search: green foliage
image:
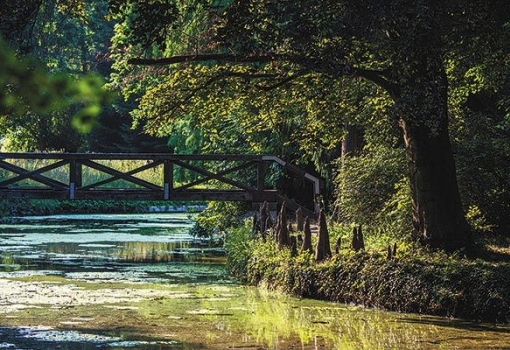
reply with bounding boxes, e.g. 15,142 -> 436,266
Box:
335,146 -> 412,238
0,0 -> 163,153
195,201 -> 249,235
0,199 -> 196,218
447,52 -> 510,235
465,205 -> 495,233
110,0 -> 510,249
0,35 -> 115,150
224,220 -> 255,278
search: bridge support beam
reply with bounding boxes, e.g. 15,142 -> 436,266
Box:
257,160 -> 265,193
163,160 -> 173,200
69,160 -> 82,200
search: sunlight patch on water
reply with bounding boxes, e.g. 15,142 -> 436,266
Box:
0,270 -> 63,278
0,279 -> 195,310
11,213 -> 192,221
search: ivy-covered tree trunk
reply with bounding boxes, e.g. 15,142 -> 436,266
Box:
399,68 -> 472,250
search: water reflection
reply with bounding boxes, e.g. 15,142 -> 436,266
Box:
0,214 -> 508,350
0,214 -> 225,285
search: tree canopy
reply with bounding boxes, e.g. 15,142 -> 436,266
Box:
107,0 -> 510,249
0,0 -> 509,250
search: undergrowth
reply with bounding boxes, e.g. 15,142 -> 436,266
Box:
225,222 -> 510,323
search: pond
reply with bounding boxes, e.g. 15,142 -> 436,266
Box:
0,213 -> 508,349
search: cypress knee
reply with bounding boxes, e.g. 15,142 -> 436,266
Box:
357,225 -> 365,251
334,236 -> 342,254
302,217 -> 313,253
315,210 -> 332,261
351,227 -> 360,251
264,217 -> 273,241
277,202 -> 289,247
274,218 -> 280,241
259,202 -> 268,236
252,214 -> 259,237
290,236 -> 298,257
296,207 -> 304,231
265,202 -> 271,220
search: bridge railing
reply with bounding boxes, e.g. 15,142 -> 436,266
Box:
0,153 -> 321,216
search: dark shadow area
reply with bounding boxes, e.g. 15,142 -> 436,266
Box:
0,325 -> 206,350
397,315 -> 510,334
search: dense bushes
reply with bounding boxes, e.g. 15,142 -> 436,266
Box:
455,121 -> 510,235
224,224 -> 254,277
227,225 -> 510,323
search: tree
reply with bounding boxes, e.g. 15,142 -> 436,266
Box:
0,0 -> 166,153
113,0 -> 510,250
0,0 -> 114,151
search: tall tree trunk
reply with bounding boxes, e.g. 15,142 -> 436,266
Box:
399,83 -> 472,250
341,124 -> 363,158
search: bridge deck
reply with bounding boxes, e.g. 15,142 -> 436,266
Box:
0,153 -> 320,218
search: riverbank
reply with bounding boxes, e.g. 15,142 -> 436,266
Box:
225,225 -> 510,324
0,199 -> 205,218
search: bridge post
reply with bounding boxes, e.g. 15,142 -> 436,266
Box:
163,160 -> 173,200
257,160 -> 265,192
69,160 -> 82,200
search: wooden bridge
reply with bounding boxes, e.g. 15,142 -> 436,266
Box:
0,153 -> 320,217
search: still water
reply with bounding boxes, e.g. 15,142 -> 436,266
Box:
0,214 -> 508,349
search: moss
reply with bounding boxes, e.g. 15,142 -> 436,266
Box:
227,227 -> 510,323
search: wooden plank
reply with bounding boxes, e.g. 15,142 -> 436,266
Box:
173,160 -> 255,191
0,160 -> 69,190
80,160 -> 163,190
174,161 -> 256,191
69,160 -> 77,199
80,159 -> 161,191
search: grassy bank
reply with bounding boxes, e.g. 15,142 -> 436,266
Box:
0,199 -> 205,218
225,224 -> 510,323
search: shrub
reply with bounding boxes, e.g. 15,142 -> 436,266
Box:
334,146 -> 412,238
224,222 -> 254,278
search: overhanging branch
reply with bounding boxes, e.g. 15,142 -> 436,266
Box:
353,68 -> 400,97
129,53 -> 399,95
128,54 -> 284,66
